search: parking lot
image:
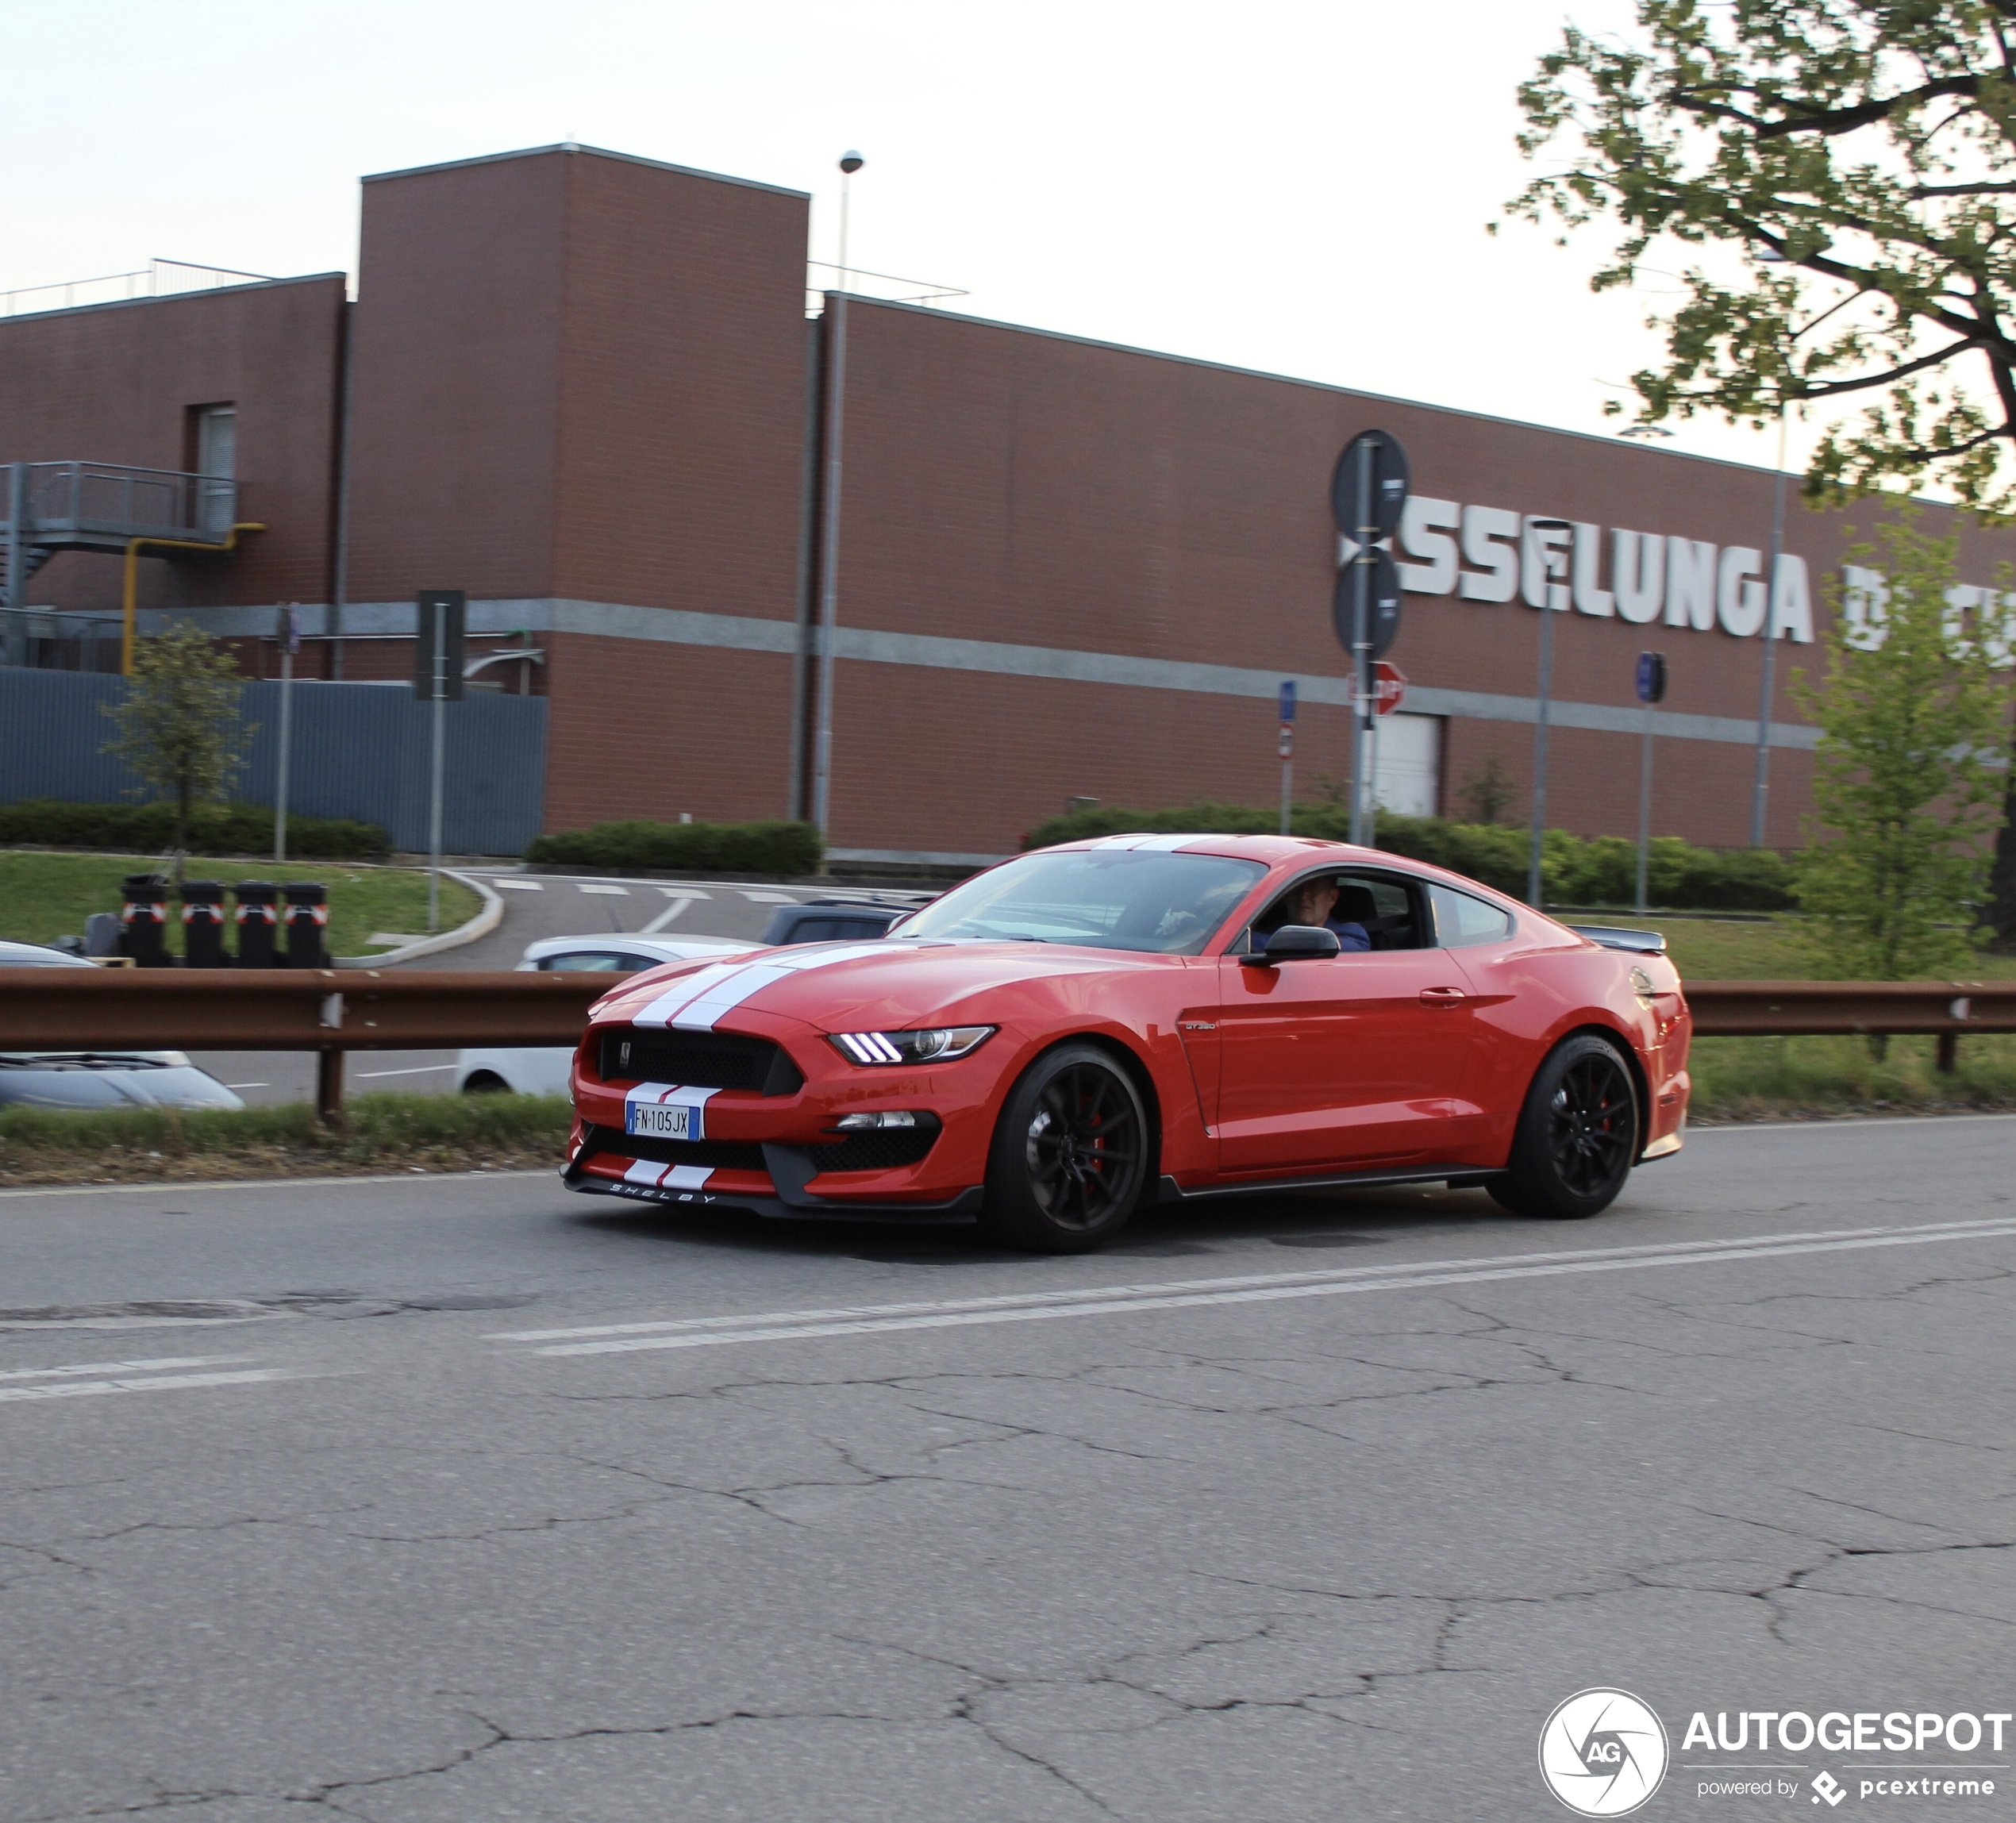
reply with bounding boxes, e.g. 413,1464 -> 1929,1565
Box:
3,1114 -> 2011,1820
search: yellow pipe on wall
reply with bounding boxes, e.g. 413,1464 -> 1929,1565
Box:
121,521 -> 266,676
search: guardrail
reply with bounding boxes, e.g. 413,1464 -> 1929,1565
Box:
2,971 -> 2011,1122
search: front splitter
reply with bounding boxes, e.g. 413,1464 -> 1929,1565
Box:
560,1158 -> 985,1225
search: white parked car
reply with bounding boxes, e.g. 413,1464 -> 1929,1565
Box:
455,933 -> 758,1097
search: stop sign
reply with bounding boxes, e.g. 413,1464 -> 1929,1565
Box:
1373,660 -> 1406,716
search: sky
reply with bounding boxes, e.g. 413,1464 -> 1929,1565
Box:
0,0 -> 1815,477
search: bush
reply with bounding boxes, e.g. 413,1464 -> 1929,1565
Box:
525,817 -> 822,876
1019,802 -> 1797,912
0,798 -> 391,860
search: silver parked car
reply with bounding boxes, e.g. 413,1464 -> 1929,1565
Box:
0,940 -> 246,1110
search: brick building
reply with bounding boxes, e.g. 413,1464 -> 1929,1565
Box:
3,140 -> 2005,863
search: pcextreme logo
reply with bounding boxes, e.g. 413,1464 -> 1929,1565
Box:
1539,1688 -> 1671,1816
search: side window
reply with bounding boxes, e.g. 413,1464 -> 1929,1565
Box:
1429,883 -> 1514,948
537,951 -> 648,972
783,917 -> 846,944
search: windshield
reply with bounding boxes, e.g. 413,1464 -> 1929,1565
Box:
896,850 -> 1265,954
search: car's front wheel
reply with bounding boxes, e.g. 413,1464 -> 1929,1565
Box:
1487,1033 -> 1639,1221
980,1043 -> 1150,1252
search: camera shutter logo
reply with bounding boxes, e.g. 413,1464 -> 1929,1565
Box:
1538,1688 -> 1669,1816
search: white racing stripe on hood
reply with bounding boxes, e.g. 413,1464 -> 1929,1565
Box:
629,960 -> 748,1029
643,943 -> 894,1033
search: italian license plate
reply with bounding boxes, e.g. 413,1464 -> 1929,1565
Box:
626,1102 -> 697,1141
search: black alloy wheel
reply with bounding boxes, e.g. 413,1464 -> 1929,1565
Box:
982,1043 -> 1150,1252
1487,1033 -> 1639,1221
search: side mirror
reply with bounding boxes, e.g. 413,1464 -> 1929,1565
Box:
1239,924 -> 1341,967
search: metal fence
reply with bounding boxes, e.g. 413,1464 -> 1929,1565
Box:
0,667 -> 548,855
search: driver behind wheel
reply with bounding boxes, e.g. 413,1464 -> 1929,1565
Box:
1257,878 -> 1371,953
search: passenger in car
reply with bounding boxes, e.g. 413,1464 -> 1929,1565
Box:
1257,878 -> 1371,952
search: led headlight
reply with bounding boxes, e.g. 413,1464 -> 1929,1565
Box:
829,1025 -> 996,1066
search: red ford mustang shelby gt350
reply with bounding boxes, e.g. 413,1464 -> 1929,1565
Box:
562,835 -> 1691,1252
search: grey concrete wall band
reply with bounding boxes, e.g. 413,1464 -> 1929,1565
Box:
142,595 -> 1823,752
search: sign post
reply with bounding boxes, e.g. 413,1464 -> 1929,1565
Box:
1277,679 -> 1296,837
1634,650 -> 1668,914
273,603 -> 301,863
1330,431 -> 1410,848
414,590 -> 466,933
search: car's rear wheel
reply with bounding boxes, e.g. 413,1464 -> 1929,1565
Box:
980,1043 -> 1149,1252
1487,1033 -> 1639,1221
462,1071 -> 509,1094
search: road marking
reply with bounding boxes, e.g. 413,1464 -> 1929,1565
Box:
224,1082 -> 270,1090
491,1215 -> 2016,1356
355,1063 -> 457,1079
739,890 -> 798,902
579,884 -> 629,896
657,887 -> 711,898
640,900 -> 691,933
489,879 -> 544,891
0,1360 -> 290,1403
0,1355 -> 257,1383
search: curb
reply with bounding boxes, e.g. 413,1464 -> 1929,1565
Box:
333,870 -> 502,968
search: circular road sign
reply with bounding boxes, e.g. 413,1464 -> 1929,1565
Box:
1372,660 -> 1406,716
1333,551 -> 1403,660
1330,429 -> 1411,541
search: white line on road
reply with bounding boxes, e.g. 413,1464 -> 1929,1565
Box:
493,1215 -> 2016,1356
579,884 -> 629,896
355,1063 -> 457,1079
0,1355 -> 257,1383
739,890 -> 797,902
0,1367 -> 290,1403
640,900 -> 691,933
488,879 -> 544,890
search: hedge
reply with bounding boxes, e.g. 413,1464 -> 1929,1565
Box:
0,799 -> 391,861
1020,802 -> 1797,912
525,817 -> 822,876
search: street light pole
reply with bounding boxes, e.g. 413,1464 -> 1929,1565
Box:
1348,442 -> 1375,848
811,152 -> 864,844
1750,408 -> 1790,847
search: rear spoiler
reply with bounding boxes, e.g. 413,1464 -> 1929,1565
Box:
1565,923 -> 1668,956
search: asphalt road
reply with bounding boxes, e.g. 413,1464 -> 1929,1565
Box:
193,871 -> 883,1106
3,1117 -> 2013,1821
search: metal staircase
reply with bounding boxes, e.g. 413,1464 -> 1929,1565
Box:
2,460 -> 244,666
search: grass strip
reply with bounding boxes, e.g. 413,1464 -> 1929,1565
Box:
0,1093 -> 571,1186
0,851 -> 481,959
1687,1033 -> 2016,1122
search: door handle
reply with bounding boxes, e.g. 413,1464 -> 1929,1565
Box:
1419,986 -> 1468,1006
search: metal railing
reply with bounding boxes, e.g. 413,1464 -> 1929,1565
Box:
806,260 -> 968,316
0,258 -> 276,318
2,971 -> 2011,1125
2,462 -> 239,544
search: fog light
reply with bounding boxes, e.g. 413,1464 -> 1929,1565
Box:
833,1110 -> 921,1131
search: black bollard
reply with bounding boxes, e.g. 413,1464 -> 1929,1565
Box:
233,881 -> 279,969
181,880 -> 228,968
283,882 -> 329,969
120,874 -> 170,967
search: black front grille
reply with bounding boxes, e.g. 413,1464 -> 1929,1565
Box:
581,1124 -> 768,1173
598,1029 -> 802,1095
808,1123 -> 940,1173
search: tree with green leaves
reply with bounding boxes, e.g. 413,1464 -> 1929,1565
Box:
1792,515 -> 2011,977
1509,1 -> 2016,510
1509,0 -> 2016,940
100,621 -> 256,888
